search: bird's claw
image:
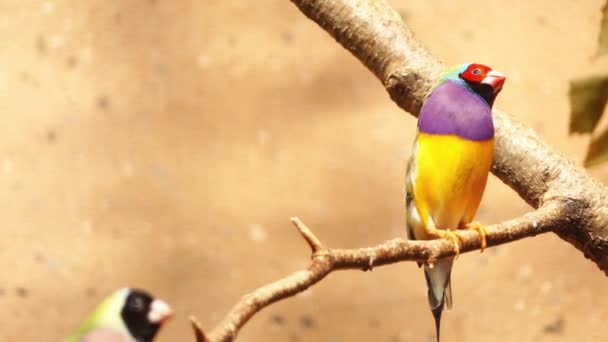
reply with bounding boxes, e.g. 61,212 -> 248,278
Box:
442,230 -> 463,258
426,228 -> 463,258
461,221 -> 488,252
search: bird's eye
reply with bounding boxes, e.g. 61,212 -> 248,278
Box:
130,297 -> 145,312
472,68 -> 481,75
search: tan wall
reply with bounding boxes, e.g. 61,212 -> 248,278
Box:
0,1 -> 606,341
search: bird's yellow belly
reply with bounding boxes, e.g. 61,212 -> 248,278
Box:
413,133 -> 494,235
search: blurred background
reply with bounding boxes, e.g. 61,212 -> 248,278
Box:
1,0 -> 606,341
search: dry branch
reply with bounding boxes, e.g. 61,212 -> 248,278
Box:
190,0 -> 608,340
192,201 -> 569,342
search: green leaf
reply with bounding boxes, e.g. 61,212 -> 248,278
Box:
585,128 -> 608,166
568,74 -> 608,134
598,1 -> 608,56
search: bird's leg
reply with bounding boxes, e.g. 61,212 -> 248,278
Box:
424,218 -> 463,257
459,221 -> 488,252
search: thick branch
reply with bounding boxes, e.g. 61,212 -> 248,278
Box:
191,0 -> 608,340
193,201 -> 569,341
290,0 -> 608,273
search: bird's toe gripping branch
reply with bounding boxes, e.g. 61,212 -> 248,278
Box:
425,227 -> 465,258
460,221 -> 489,251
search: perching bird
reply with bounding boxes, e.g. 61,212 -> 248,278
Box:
66,288 -> 173,342
405,63 -> 505,341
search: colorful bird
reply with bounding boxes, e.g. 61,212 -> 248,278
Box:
66,288 -> 173,342
405,63 -> 505,341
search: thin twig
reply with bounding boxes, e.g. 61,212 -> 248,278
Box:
190,316 -> 206,342
290,217 -> 324,252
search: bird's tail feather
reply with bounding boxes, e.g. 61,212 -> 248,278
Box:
423,257 -> 454,342
444,276 -> 453,310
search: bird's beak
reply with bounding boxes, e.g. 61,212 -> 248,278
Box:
148,299 -> 174,324
482,70 -> 506,94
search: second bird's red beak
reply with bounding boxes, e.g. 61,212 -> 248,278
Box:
482,70 -> 506,94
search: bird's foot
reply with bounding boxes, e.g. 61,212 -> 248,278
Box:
460,221 -> 488,252
426,228 -> 464,258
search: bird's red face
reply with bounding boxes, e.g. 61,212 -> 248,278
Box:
459,63 -> 506,95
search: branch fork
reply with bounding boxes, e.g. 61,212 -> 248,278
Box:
192,200 -> 568,341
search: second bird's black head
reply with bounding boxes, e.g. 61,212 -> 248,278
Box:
121,289 -> 171,342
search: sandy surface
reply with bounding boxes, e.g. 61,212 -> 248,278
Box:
1,1 -> 607,341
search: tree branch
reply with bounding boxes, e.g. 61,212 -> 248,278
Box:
190,0 -> 608,340
192,201 -> 569,341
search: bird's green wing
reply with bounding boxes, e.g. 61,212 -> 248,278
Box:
65,289 -> 129,341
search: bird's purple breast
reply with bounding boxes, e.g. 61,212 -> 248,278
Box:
418,80 -> 494,141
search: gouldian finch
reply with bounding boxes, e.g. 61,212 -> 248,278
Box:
405,63 -> 505,341
66,288 -> 173,342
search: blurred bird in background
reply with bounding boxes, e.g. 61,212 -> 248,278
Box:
66,288 -> 173,342
405,63 -> 506,341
